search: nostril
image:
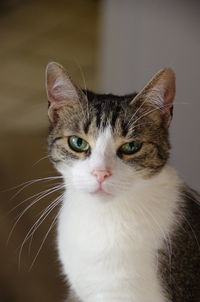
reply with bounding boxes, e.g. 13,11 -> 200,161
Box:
91,169 -> 112,183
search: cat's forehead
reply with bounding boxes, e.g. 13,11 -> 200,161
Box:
85,90 -> 136,114
59,96 -> 131,140
82,91 -> 138,136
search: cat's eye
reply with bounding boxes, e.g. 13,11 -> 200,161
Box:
68,136 -> 90,152
119,141 -> 142,155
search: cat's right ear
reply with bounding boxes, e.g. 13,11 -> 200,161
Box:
45,62 -> 80,122
130,68 -> 176,127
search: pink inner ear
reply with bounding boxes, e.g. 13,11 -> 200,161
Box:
48,102 -> 63,122
48,90 -> 60,103
48,84 -> 66,103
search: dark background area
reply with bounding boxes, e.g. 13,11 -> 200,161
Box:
0,0 -> 98,301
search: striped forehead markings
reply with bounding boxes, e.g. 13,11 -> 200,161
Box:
93,101 -> 123,130
83,119 -> 91,134
80,97 -> 142,137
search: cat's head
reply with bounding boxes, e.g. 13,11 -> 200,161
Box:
45,62 -> 175,198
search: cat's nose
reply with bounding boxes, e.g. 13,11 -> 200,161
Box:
91,169 -> 112,183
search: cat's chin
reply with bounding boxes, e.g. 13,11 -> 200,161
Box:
78,186 -> 115,201
90,187 -> 112,197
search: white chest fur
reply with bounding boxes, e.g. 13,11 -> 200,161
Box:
57,166 -> 181,302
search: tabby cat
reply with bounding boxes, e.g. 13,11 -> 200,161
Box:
45,62 -> 200,302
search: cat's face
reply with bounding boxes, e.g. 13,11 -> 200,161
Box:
46,63 -> 175,198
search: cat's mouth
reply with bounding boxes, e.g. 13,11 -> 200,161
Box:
91,185 -> 112,196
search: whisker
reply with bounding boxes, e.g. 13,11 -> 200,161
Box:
73,58 -> 87,92
128,101 -> 186,131
181,213 -> 200,250
181,191 -> 200,207
32,155 -> 50,167
127,99 -> 148,127
7,182 -> 64,216
7,184 -> 64,245
18,194 -> 63,269
131,106 -> 163,126
27,193 -> 64,255
73,58 -> 90,120
5,176 -> 63,200
128,121 -> 155,133
28,211 -> 60,271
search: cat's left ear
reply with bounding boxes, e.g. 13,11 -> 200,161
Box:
131,68 -> 176,127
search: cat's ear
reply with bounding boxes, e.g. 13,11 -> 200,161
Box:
46,62 -> 82,122
131,68 -> 176,127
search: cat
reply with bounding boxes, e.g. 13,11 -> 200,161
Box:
45,62 -> 200,302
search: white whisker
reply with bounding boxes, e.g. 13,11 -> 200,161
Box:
6,176 -> 63,201
7,183 -> 64,245
18,194 -> 63,269
32,155 -> 50,167
27,193 -> 64,254
28,211 -> 60,271
7,182 -> 64,216
127,99 -> 148,127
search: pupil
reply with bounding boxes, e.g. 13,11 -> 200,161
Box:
77,138 -> 82,147
129,143 -> 134,150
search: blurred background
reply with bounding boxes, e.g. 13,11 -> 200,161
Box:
0,0 -> 199,301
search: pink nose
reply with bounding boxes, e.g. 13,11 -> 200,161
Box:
91,169 -> 112,183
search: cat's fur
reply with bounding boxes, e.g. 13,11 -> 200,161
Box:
45,62 -> 200,302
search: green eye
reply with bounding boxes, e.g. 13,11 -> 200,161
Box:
119,141 -> 142,155
68,136 -> 90,152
